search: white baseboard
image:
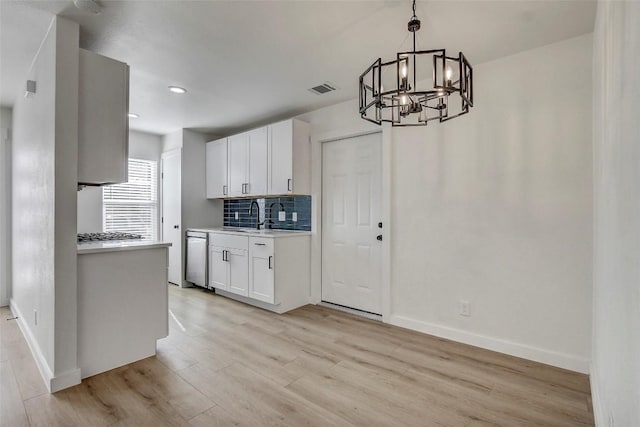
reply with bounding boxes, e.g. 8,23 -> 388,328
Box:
50,368 -> 82,393
9,299 -> 81,393
388,314 -> 590,374
589,362 -> 606,426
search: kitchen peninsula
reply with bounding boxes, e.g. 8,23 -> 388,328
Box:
77,238 -> 171,378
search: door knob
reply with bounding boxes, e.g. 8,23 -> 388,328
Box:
377,235 -> 383,241
174,225 -> 179,229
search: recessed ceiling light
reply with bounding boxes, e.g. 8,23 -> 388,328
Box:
128,113 -> 139,119
74,0 -> 102,15
168,86 -> 187,94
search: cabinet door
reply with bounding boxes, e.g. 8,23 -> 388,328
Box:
208,246 -> 227,290
78,49 -> 129,185
228,132 -> 249,197
206,138 -> 228,198
247,127 -> 268,196
227,248 -> 249,297
268,120 -> 293,195
249,239 -> 275,304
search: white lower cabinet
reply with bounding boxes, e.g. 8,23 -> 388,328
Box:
249,237 -> 275,304
208,245 -> 227,290
208,231 -> 310,314
208,234 -> 249,297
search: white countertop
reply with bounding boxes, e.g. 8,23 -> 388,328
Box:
77,240 -> 172,254
188,227 -> 311,237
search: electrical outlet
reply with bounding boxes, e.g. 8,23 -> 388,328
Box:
459,300 -> 471,317
292,212 -> 298,222
278,211 -> 286,221
234,211 -> 239,220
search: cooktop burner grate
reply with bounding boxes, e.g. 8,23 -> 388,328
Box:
77,232 -> 143,242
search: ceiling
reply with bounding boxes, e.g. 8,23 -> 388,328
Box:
0,0 -> 595,136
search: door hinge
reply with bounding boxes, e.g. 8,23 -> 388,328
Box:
161,217 -> 164,223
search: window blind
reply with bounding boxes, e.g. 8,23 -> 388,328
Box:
103,158 -> 158,240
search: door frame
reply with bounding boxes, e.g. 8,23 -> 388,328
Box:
161,148 -> 183,286
311,124 -> 392,321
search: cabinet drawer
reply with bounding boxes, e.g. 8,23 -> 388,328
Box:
249,237 -> 274,257
209,233 -> 248,250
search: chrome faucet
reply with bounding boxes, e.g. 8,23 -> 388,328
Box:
267,202 -> 285,229
248,201 -> 264,230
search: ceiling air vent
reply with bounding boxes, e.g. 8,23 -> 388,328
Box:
308,82 -> 336,95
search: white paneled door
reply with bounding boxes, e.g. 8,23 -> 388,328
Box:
322,133 -> 382,314
162,149 -> 182,286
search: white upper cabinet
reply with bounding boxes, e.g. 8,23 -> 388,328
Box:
247,127 -> 268,196
205,119 -> 310,199
268,119 -> 310,196
227,127 -> 268,197
228,132 -> 249,197
78,49 -> 130,186
205,138 -> 228,198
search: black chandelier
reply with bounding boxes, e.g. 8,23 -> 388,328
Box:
359,0 -> 474,126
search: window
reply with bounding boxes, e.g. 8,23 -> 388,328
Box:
103,158 -> 158,240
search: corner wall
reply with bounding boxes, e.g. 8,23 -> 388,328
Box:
0,107 -> 12,307
591,1 -> 640,425
300,33 -> 593,373
10,17 -> 81,391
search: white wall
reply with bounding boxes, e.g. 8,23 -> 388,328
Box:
77,130 -> 163,234
11,17 -> 81,391
0,107 -> 12,307
591,1 -> 640,425
76,187 -> 102,233
161,129 -> 223,287
300,34 -> 593,373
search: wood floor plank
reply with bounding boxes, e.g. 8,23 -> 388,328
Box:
179,362 -> 352,426
188,404 -> 250,427
10,355 -> 48,400
23,392 -> 84,427
0,360 -> 30,427
1,286 -> 594,426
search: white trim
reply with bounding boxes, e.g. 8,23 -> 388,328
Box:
389,314 -> 590,374
590,362 -> 605,426
310,128 -> 384,305
318,301 -> 382,321
9,299 -> 81,392
381,123 -> 392,321
50,368 -> 81,393
316,130 -> 389,317
9,299 -> 53,389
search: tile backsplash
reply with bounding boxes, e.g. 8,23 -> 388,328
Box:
224,196 -> 311,231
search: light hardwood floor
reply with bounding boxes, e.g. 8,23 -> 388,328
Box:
1,286 -> 594,426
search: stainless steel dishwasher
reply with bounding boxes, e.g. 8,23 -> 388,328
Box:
185,230 -> 208,288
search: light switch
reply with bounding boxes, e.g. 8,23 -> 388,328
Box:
292,212 -> 298,222
278,211 -> 286,221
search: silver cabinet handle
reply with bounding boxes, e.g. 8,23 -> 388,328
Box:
223,185 -> 228,196
254,242 -> 266,246
268,256 -> 273,269
287,178 -> 292,192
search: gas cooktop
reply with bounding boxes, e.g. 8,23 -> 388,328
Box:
77,232 -> 143,242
